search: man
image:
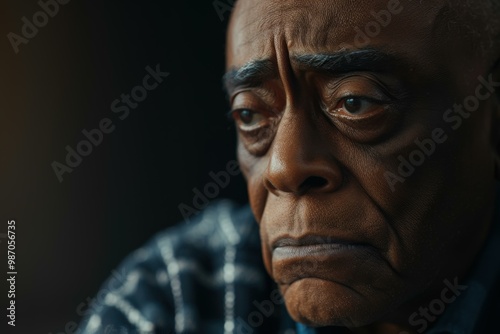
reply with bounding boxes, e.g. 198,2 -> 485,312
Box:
79,0 -> 500,333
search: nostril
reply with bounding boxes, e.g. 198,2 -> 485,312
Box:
301,176 -> 328,191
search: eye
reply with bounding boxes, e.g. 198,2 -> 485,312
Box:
335,96 -> 383,116
231,109 -> 267,130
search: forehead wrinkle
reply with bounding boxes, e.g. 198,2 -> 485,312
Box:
280,0 -> 358,51
230,1 -> 291,49
231,0 -> 352,53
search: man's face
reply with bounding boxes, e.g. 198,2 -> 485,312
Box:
226,0 -> 499,328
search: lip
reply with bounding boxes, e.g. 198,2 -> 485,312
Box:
272,235 -> 370,251
270,235 -> 380,285
273,243 -> 363,260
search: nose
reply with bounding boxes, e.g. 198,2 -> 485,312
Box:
264,109 -> 344,196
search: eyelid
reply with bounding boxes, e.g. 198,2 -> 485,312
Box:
231,90 -> 265,109
329,87 -> 390,105
325,74 -> 397,101
231,109 -> 269,133
228,89 -> 248,105
229,86 -> 277,105
327,98 -> 386,122
230,92 -> 281,121
228,105 -> 266,126
327,92 -> 393,120
334,95 -> 388,107
228,92 -> 273,129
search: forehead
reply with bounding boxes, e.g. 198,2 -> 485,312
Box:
227,0 -> 452,69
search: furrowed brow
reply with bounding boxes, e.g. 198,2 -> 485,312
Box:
293,49 -> 402,74
223,59 -> 276,94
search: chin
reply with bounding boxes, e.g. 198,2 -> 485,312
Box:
281,278 -> 392,328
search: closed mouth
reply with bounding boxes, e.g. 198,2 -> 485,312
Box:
272,235 -> 369,250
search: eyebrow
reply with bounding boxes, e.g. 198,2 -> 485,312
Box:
223,49 -> 405,94
223,59 -> 276,95
292,49 -> 401,74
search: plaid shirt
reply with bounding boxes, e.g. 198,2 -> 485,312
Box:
79,193 -> 500,334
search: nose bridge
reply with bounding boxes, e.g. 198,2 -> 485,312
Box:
272,107 -> 315,167
264,36 -> 343,195
265,105 -> 343,195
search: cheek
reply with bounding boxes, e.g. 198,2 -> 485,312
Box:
248,178 -> 268,223
236,140 -> 251,178
237,143 -> 270,222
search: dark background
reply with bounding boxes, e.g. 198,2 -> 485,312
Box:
0,1 -> 246,333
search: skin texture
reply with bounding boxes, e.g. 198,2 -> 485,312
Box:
225,0 -> 500,332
